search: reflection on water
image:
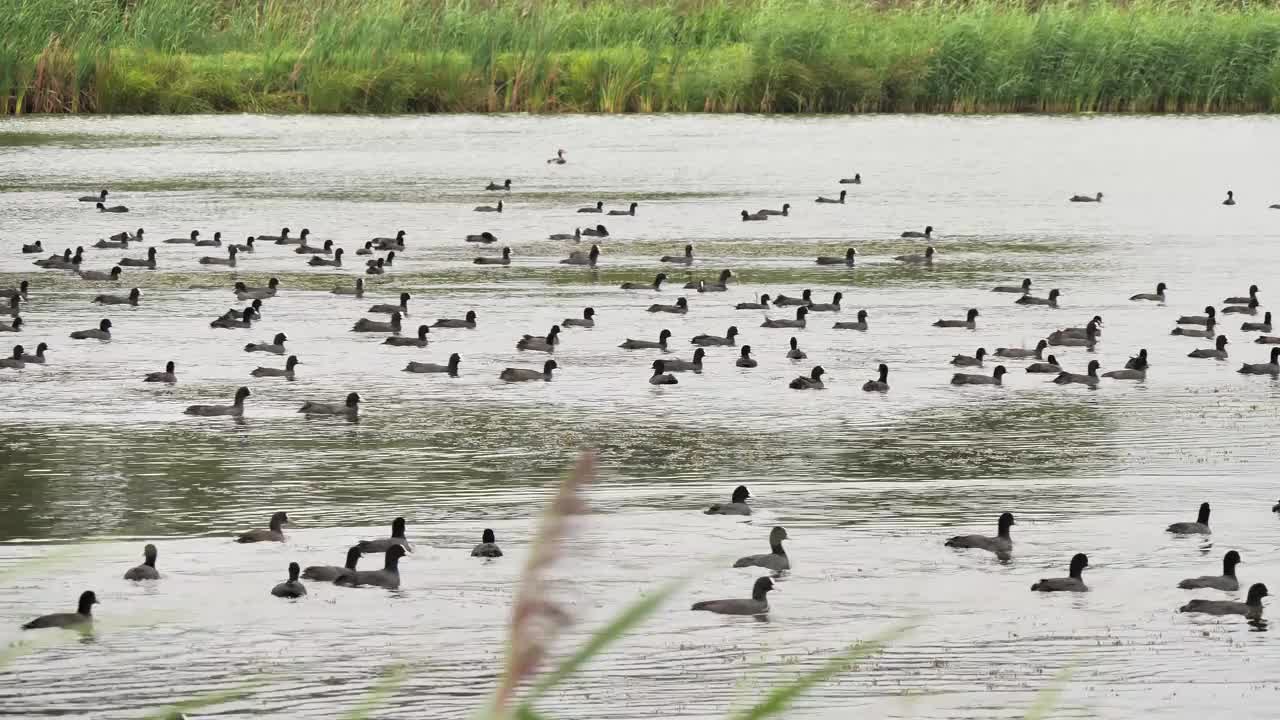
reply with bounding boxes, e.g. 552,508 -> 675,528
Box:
2,114 -> 1280,718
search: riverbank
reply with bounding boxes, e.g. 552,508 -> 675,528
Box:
4,0 -> 1279,115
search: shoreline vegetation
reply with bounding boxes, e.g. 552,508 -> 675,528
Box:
3,0 -> 1279,116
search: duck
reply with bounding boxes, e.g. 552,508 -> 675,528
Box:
740,210 -> 768,221
934,308 -> 979,329
1222,299 -> 1260,316
298,392 -> 361,418
560,244 -> 600,267
577,201 -> 603,213
807,292 -> 842,312
1053,359 -> 1101,386
1223,190 -> 1236,206
256,227 -> 291,243
1224,285 -> 1260,305
945,512 -> 1014,557
1015,289 -> 1061,307
1167,502 -> 1211,535
1242,312 -> 1273,332
358,517 -> 411,553
833,310 -> 870,331
194,231 -> 223,248
365,259 -> 386,275
995,340 -> 1048,359
649,359 -> 679,385
815,190 -> 847,204
269,563 -> 307,599
96,202 -> 128,213
331,278 -> 365,297
1,296 -> 20,316
1102,364 -> 1146,381
1124,349 -> 1149,370
369,293 -> 411,315
581,224 -> 609,237
608,202 -> 638,216
235,278 -> 279,300
517,326 -> 561,353
118,247 -> 157,269
371,230 -> 405,250
692,577 -> 774,616
369,251 -> 395,267
123,544 -> 160,581
692,269 -> 734,292
352,312 -> 402,333
1049,322 -> 1099,348
0,317 -> 23,332
1025,355 -> 1064,374
251,355 -> 301,379
92,235 -> 129,249
474,200 -> 503,213
563,308 -> 596,328
1179,583 -> 1267,619
1130,282 -> 1167,302
230,237 -> 255,253
1238,347 -> 1280,375
1179,551 -> 1242,591
692,326 -> 739,346
619,329 -> 672,350
79,189 -> 108,203
992,278 -> 1032,294
499,359 -> 558,382
385,325 -> 430,348
1257,335 -> 1280,344
218,301 -> 261,323
758,203 -> 790,216
20,342 -> 48,364
337,545 -> 407,589
20,240 -> 42,254
901,225 -> 933,239
772,289 -> 812,307
303,546 -> 363,582
433,311 -> 478,329
547,149 -> 567,165
164,230 -> 201,244
815,248 -> 856,266
762,306 -> 808,329
785,337 -> 806,360
549,229 -> 581,241
862,363 -> 890,392
951,348 -> 986,367
474,247 -> 512,265
735,294 -> 772,310
355,241 -> 375,255
466,231 -> 498,244
733,527 -> 789,572
236,511 -> 288,542
1177,306 -> 1216,326
1187,335 -> 1229,360
0,345 -> 24,370
706,485 -> 752,514
486,179 -> 512,191
648,297 -> 688,314
894,246 -> 935,264
471,529 -> 503,557
951,365 -> 1007,385
661,245 -> 694,264
788,365 -> 825,389
664,348 -> 706,373
185,386 -> 251,417
309,249 -> 344,267
405,353 -> 461,376
839,174 -> 861,184
736,346 -> 757,368
198,246 -> 238,266
22,590 -> 97,630
70,319 -> 112,340
77,266 -> 123,282
623,273 -> 667,291
1069,192 -> 1103,202
1031,554 -> 1089,592
1,280 -> 29,300
211,308 -> 256,329
245,333 -> 287,353
143,361 -> 177,384
1171,322 -> 1217,339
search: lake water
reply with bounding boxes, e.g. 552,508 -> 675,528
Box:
1,114 -> 1279,719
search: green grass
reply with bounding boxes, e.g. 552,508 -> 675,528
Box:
2,0 -> 1279,114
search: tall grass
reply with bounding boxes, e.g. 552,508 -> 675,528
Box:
2,0 -> 1279,114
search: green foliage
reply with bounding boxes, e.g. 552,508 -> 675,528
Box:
2,0 -> 1279,113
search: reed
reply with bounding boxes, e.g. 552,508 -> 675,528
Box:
2,0 -> 1278,113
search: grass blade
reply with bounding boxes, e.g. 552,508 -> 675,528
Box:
142,682 -> 264,720
342,663 -> 410,720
